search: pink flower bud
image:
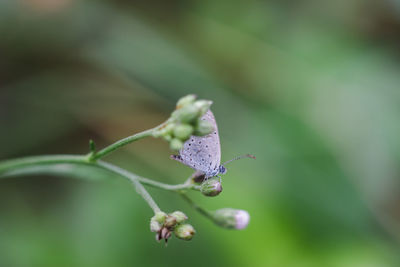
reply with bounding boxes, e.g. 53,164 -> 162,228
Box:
212,208 -> 250,230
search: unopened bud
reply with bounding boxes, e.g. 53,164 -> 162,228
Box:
156,227 -> 172,242
171,105 -> 200,123
164,215 -> 178,229
194,100 -> 213,115
200,178 -> 222,197
176,94 -> 197,109
212,208 -> 250,230
150,219 -> 162,232
174,224 -> 196,240
154,211 -> 167,224
150,211 -> 167,232
194,119 -> 214,136
173,124 -> 194,140
153,123 -> 175,138
163,134 -> 172,142
170,211 -> 188,224
170,138 -> 183,151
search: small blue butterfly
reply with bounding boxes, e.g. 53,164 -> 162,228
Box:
171,110 -> 255,178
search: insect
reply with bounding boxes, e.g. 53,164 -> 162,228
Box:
171,110 -> 255,179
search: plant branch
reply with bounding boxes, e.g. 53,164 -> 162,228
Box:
0,155 -> 197,213
97,161 -> 161,213
89,118 -> 172,161
0,155 -> 196,190
89,128 -> 155,161
136,175 -> 200,191
180,193 -> 213,220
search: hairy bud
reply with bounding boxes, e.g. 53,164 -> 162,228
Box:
200,178 -> 222,197
194,119 -> 214,136
174,224 -> 196,241
164,215 -> 177,229
194,100 -> 213,115
150,212 -> 167,233
170,138 -> 184,151
170,211 -> 188,224
176,94 -> 197,109
212,208 -> 250,230
173,124 -> 194,140
171,105 -> 200,123
153,211 -> 167,224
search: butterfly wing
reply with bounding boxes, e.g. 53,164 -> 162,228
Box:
171,110 -> 221,176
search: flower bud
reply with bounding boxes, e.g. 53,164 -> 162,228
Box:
212,208 -> 250,230
200,178 -> 222,197
163,134 -> 172,142
150,219 -> 161,232
156,227 -> 172,242
174,224 -> 196,240
194,100 -> 213,115
176,94 -> 197,109
194,119 -> 214,136
161,227 -> 171,239
164,215 -> 178,229
170,211 -> 188,224
153,123 -> 175,138
171,105 -> 200,123
170,138 -> 183,151
153,211 -> 167,224
150,211 -> 167,232
173,124 -> 194,140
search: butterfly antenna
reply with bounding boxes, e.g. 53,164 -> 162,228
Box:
222,154 -> 256,166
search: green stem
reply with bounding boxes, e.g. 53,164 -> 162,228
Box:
0,155 -> 196,213
89,118 -> 172,161
98,161 -> 161,213
0,155 -> 198,192
0,155 -> 87,172
136,176 -> 199,191
180,193 -> 213,220
90,128 -> 155,161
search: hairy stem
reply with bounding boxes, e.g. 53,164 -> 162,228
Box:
137,176 -> 199,191
89,118 -> 172,161
98,161 -> 161,213
89,128 -> 155,161
180,193 -> 213,220
0,155 -> 196,213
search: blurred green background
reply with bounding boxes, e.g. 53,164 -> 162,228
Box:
1,0 -> 400,266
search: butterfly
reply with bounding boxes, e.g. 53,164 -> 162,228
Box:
171,110 -> 255,179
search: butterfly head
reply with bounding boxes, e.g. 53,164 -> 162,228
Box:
206,166 -> 225,178
219,165 -> 227,175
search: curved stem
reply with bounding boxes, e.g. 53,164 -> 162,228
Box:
180,193 -> 213,220
136,176 -> 199,191
89,118 -> 172,161
98,161 -> 161,213
0,155 -> 88,173
90,128 -> 155,161
0,155 -> 196,191
0,155 -> 197,213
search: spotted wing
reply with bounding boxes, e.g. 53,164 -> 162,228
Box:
172,110 -> 221,176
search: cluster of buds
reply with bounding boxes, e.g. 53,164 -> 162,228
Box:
211,208 -> 250,230
153,95 -> 214,151
150,211 -> 196,242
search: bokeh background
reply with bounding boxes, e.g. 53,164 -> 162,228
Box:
1,0 -> 400,266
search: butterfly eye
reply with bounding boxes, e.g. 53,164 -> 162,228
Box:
219,165 -> 227,174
